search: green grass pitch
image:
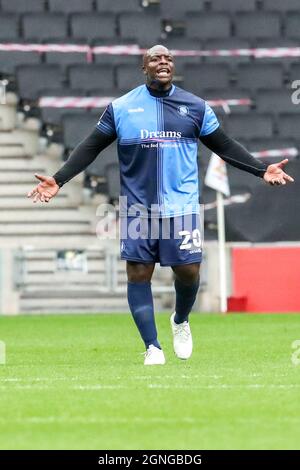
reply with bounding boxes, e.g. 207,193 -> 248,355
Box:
0,312 -> 300,450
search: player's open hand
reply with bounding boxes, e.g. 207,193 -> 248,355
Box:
27,173 -> 59,203
263,159 -> 294,186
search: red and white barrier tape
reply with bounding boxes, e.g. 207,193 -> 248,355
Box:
252,148 -> 298,158
2,43 -> 300,58
39,96 -> 251,109
39,96 -> 114,108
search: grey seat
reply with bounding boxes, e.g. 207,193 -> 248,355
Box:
210,0 -> 256,12
236,63 -> 284,90
1,0 -> 45,12
68,65 -> 115,93
48,0 -> 94,13
234,13 -> 281,39
263,0 -> 300,12
96,0 -> 140,13
186,13 -> 231,40
70,13 -> 116,41
278,114 -> 300,139
0,14 -> 19,40
85,142 -> 118,179
225,113 -> 274,140
256,89 -> 298,114
116,65 -> 145,92
285,14 -> 300,39
0,50 -> 41,75
62,113 -> 99,150
184,64 -> 231,95
45,49 -> 88,71
16,65 -> 64,101
160,0 -> 204,19
22,13 -> 67,41
119,13 -> 162,45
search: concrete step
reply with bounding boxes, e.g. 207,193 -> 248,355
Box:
0,172 -> 47,183
0,235 -> 101,249
0,222 -> 93,235
0,145 -> 27,157
0,158 -> 45,171
0,209 -> 89,222
0,197 -> 77,209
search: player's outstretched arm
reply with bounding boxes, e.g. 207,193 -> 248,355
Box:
27,174 -> 59,203
263,159 -> 294,186
27,127 -> 116,203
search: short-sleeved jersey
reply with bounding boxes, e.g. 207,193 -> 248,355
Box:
96,84 -> 219,217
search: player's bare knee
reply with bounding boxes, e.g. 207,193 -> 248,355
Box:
172,263 -> 200,285
126,261 -> 154,283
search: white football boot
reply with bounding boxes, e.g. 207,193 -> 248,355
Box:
144,345 -> 166,365
170,312 -> 193,360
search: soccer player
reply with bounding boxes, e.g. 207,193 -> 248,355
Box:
27,45 -> 294,365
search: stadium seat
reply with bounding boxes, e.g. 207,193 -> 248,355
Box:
0,50 -> 41,76
0,14 -> 19,40
203,39 -> 251,66
116,65 -> 146,92
44,49 -> 88,71
186,13 -> 231,39
22,13 -> 67,41
1,0 -> 46,12
70,13 -> 116,41
227,165 -> 261,195
62,113 -> 99,150
16,65 -> 64,101
234,13 -> 281,39
68,65 -> 115,93
236,63 -> 284,90
285,14 -> 300,39
184,64 -> 231,95
105,163 -> 120,202
210,0 -> 257,12
160,0 -> 204,19
85,142 -> 118,179
96,0 -> 140,13
263,0 -> 300,12
48,0 -> 94,13
278,114 -> 300,139
256,89 -> 298,115
225,113 -> 274,139
289,64 -> 300,84
119,13 -> 162,45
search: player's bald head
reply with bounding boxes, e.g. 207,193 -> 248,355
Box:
143,45 -> 173,66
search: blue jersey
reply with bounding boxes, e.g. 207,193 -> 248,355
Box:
96,84 -> 219,218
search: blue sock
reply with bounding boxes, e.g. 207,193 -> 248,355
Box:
127,281 -> 161,349
174,277 -> 200,324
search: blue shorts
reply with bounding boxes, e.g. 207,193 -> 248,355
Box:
120,214 -> 202,266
